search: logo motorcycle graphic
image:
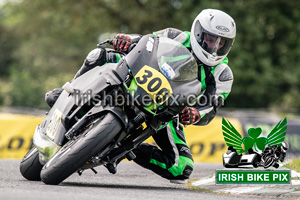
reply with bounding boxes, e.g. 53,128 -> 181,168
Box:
222,118 -> 288,169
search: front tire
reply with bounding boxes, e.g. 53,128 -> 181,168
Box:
20,147 -> 43,181
263,157 -> 275,169
41,112 -> 122,185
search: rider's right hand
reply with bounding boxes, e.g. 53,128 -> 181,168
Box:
179,107 -> 201,125
113,34 -> 141,53
113,34 -> 133,53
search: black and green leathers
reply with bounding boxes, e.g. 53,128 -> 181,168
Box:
133,119 -> 193,180
130,28 -> 233,181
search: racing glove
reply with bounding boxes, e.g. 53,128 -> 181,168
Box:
112,34 -> 141,53
179,107 -> 201,125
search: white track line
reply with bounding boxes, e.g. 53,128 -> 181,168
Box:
217,187 -> 263,194
192,177 -> 215,186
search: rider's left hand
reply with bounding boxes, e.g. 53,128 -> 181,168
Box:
179,107 -> 201,125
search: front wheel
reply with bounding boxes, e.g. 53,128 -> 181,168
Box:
20,147 -> 43,181
263,157 -> 275,169
41,112 -> 122,185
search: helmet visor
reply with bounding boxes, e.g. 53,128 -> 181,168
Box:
194,21 -> 234,57
199,32 -> 233,56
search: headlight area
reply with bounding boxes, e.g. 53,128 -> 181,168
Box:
33,125 -> 61,165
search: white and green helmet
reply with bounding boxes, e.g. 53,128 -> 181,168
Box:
190,9 -> 236,66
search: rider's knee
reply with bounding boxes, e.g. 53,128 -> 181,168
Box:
74,48 -> 107,78
45,88 -> 63,107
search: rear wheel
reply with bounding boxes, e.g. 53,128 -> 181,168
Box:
20,147 -> 43,181
41,112 -> 122,185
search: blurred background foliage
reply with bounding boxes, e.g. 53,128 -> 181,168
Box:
0,0 -> 299,111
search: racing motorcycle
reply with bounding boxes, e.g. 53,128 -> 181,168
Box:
20,34 -> 202,185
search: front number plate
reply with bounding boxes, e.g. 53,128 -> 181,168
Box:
46,109 -> 62,140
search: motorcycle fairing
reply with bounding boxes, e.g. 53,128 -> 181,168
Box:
125,34 -> 203,113
34,62 -> 128,161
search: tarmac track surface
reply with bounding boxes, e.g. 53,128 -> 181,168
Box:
0,160 -> 288,200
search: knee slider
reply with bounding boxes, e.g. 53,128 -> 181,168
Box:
75,48 -> 107,78
182,165 -> 193,178
45,88 -> 63,107
170,164 -> 193,179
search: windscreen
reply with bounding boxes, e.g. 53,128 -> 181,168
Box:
157,38 -> 198,81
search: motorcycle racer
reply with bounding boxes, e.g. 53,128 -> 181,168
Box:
45,9 -> 236,184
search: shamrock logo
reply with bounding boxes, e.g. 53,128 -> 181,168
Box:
222,118 -> 287,154
242,128 -> 267,152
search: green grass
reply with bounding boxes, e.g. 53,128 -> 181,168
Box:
283,158 -> 300,172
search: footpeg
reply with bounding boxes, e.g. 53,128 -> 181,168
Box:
91,168 -> 98,174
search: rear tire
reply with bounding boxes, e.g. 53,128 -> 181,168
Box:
20,147 -> 43,181
41,112 -> 122,185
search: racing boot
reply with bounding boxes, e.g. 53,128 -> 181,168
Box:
105,162 -> 118,174
105,151 -> 136,174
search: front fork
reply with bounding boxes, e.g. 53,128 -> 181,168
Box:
106,118 -> 160,162
79,114 -> 161,174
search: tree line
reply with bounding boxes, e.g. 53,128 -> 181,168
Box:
0,0 -> 299,111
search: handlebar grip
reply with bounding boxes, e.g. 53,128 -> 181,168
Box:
97,39 -> 113,48
97,39 -> 136,54
107,39 -> 113,45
